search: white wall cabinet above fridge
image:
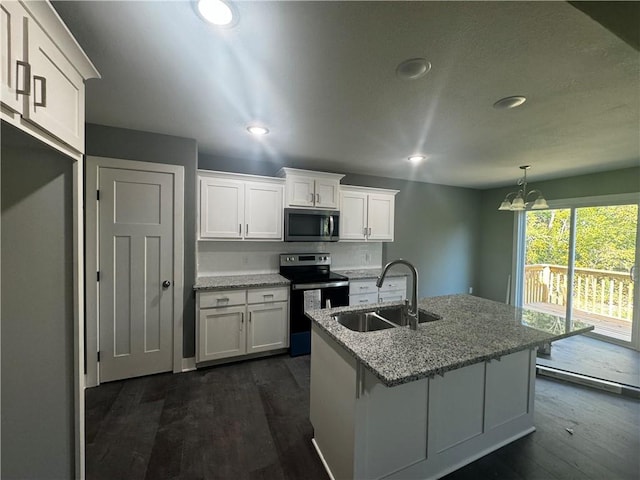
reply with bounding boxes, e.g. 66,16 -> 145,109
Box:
198,171 -> 285,241
277,167 -> 344,210
0,0 -> 100,160
340,185 -> 398,242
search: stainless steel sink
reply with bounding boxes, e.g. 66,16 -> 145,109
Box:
376,305 -> 441,326
334,311 -> 396,332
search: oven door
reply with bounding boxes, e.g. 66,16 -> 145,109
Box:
289,281 -> 349,356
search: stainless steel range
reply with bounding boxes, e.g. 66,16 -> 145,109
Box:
279,253 -> 349,356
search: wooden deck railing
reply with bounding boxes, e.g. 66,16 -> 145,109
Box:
524,264 -> 634,321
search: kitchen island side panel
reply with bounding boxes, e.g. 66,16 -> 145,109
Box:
311,324 -> 537,480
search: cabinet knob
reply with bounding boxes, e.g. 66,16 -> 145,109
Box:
162,280 -> 171,288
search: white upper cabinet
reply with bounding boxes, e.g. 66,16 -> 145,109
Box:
340,186 -> 398,242
198,171 -> 284,241
277,167 -> 344,210
0,0 -> 100,160
1,1 -> 26,114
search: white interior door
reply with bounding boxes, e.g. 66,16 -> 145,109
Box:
98,167 -> 175,382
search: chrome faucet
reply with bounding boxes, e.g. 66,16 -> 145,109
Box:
377,259 -> 419,330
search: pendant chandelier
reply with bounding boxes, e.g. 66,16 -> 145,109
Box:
498,165 -> 549,211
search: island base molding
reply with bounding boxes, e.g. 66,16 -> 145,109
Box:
310,325 -> 538,480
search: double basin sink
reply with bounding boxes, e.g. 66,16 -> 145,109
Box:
334,305 -> 441,332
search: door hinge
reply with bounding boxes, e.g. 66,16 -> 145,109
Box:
96,189 -> 100,200
97,271 -> 100,282
97,351 -> 100,362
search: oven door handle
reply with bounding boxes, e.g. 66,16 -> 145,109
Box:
329,215 -> 334,238
292,280 -> 349,290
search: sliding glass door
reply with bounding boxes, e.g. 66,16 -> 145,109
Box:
518,195 -> 639,350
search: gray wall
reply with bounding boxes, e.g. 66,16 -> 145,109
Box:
1,125 -> 74,478
86,124 -> 198,357
476,166 -> 640,302
199,153 -> 482,298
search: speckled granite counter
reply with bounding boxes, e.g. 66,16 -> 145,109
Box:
194,273 -> 290,291
306,294 -> 593,387
334,268 -> 406,280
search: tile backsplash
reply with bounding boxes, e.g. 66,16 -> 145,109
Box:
197,241 -> 382,277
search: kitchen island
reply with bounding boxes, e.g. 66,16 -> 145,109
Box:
306,294 -> 593,480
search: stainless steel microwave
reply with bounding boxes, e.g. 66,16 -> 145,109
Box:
284,208 -> 340,242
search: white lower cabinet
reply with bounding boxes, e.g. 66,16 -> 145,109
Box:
247,302 -> 288,353
348,276 -> 407,306
199,305 -> 247,361
197,287 -> 289,363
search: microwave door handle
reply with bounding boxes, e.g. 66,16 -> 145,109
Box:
329,215 -> 334,238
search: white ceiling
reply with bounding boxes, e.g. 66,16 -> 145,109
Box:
53,1 -> 639,189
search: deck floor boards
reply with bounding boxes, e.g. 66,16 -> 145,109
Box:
86,355 -> 640,480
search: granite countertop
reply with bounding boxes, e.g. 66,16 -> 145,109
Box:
306,294 -> 593,387
334,268 -> 407,280
194,273 -> 290,291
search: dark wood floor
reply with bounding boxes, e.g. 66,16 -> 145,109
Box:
537,334 -> 639,388
86,355 -> 640,480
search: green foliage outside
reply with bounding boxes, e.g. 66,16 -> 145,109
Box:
525,205 -> 637,272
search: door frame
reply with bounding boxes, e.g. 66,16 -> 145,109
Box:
85,156 -> 185,388
512,192 -> 640,350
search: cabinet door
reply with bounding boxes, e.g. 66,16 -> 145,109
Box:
340,190 -> 368,240
244,181 -> 283,240
0,1 -> 26,114
247,301 -> 288,353
315,178 -> 340,209
198,305 -> 247,362
24,17 -> 85,152
367,193 -> 395,241
200,177 -> 244,239
286,174 -> 316,207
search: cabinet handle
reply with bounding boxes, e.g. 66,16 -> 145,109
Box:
359,299 -> 369,303
34,75 -> 46,107
246,224 -> 249,235
16,61 -> 31,95
368,227 -> 372,236
240,312 -> 244,330
363,227 -> 367,237
310,193 -> 315,203
359,286 -> 369,290
239,224 -> 242,235
263,293 -> 274,299
316,193 -> 320,203
249,312 -> 252,322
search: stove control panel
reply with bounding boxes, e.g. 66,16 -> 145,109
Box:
279,253 -> 331,267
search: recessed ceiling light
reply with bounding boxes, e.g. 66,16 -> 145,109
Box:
247,125 -> 269,136
396,58 -> 431,80
408,154 -> 426,163
493,96 -> 527,110
196,0 -> 236,27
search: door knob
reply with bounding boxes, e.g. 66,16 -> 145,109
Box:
162,280 -> 171,288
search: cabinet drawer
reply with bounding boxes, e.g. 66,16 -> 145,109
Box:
349,292 -> 379,306
349,279 -> 378,295
247,287 -> 289,304
378,277 -> 407,293
199,289 -> 246,308
378,293 -> 405,303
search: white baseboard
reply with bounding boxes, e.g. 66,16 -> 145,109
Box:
181,357 -> 197,372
